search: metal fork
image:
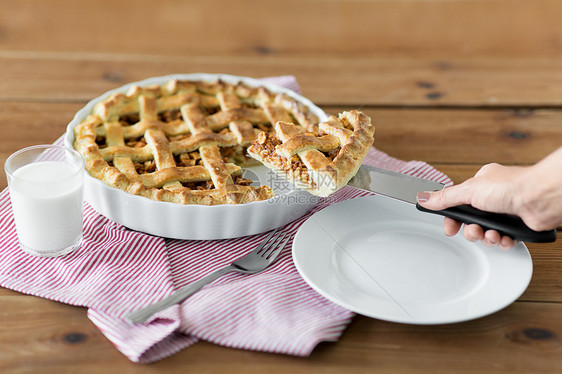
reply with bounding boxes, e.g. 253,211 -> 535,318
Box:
125,229 -> 290,324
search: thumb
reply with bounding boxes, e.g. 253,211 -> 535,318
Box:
416,184 -> 472,211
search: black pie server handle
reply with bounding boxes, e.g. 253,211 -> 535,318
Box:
416,203 -> 557,243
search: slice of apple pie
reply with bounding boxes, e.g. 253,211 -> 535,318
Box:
247,110 -> 375,197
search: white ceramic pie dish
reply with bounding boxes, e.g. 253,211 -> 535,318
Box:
64,73 -> 328,240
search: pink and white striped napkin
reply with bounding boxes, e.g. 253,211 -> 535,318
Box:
0,76 -> 452,363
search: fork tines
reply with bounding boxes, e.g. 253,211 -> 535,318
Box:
255,229 -> 290,260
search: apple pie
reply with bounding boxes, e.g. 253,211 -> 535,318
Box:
73,79 -> 374,205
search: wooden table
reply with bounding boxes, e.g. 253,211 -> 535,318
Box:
1,1 -> 561,372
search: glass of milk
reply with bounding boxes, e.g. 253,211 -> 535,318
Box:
4,145 -> 85,257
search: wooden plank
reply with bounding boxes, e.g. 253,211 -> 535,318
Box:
0,297 -> 126,372
321,305 -> 562,374
0,296 -> 561,372
430,164 -> 481,185
1,0 -> 562,57
350,107 -> 562,165
2,103 -> 560,189
0,101 -> 81,191
2,54 -> 562,107
525,241 -> 562,302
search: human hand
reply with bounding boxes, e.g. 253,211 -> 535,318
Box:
416,163 -> 525,249
416,147 -> 562,250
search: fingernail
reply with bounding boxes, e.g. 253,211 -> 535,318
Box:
416,191 -> 431,203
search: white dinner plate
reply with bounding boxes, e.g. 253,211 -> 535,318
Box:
292,195 -> 533,324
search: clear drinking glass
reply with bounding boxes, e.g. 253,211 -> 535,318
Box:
4,145 -> 85,257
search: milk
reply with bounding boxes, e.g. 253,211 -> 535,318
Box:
9,161 -> 84,256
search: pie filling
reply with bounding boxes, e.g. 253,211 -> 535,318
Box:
249,132 -> 341,189
97,112 -> 258,192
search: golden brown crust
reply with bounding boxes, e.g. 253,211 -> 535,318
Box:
73,79 -> 320,205
247,110 -> 375,197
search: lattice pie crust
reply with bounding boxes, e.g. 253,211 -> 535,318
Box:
73,79 -> 374,204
